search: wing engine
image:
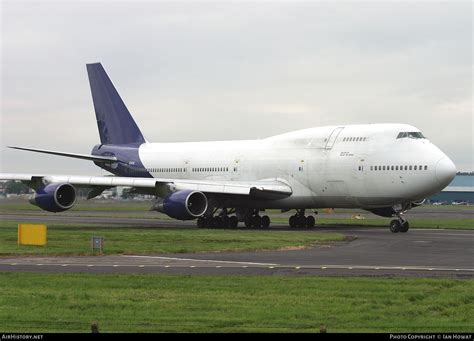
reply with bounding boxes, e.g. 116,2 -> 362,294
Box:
153,190 -> 208,220
30,183 -> 77,212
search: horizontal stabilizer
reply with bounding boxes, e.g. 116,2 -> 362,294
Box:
8,146 -> 117,163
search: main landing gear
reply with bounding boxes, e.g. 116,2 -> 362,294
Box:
289,209 -> 316,229
389,214 -> 409,233
197,208 -> 272,229
197,208 -> 239,229
244,210 -> 271,229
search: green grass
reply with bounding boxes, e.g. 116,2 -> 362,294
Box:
0,220 -> 345,256
0,273 -> 472,332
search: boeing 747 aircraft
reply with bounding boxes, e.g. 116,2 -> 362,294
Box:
1,63 -> 457,232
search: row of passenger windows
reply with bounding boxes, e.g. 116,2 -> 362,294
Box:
192,167 -> 231,172
370,165 -> 428,171
342,137 -> 368,142
147,167 -> 237,173
147,168 -> 186,173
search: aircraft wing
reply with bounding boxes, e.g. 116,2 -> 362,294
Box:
0,173 -> 292,200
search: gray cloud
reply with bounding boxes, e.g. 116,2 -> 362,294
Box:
1,1 -> 472,173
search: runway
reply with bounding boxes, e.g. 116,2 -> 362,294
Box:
1,220 -> 472,277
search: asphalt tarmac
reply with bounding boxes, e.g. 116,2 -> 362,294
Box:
0,213 -> 472,278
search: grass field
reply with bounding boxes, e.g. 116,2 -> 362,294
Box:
0,220 -> 345,256
0,273 -> 472,333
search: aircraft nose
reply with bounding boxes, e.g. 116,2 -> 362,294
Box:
435,157 -> 457,186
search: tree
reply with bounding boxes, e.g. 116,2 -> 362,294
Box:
5,180 -> 31,194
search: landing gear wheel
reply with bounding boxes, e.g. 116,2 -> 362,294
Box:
389,219 -> 401,233
212,216 -> 223,229
289,215 -> 297,228
305,216 -> 315,228
197,216 -> 205,228
228,216 -> 239,229
244,217 -> 252,228
261,215 -> 270,228
251,215 -> 262,229
221,215 -> 230,229
400,221 -> 409,233
297,216 -> 306,228
199,216 -> 213,228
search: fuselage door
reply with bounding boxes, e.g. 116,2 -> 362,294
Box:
325,127 -> 344,150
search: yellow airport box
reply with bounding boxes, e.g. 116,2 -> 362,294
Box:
18,224 -> 47,246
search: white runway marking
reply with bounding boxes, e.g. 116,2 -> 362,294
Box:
122,255 -> 278,266
412,231 -> 474,237
3,260 -> 473,274
311,265 -> 474,272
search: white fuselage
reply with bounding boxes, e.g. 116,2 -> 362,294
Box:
138,123 -> 456,209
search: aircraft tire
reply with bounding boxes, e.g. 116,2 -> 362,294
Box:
244,217 -> 252,228
306,216 -> 315,228
229,216 -> 239,229
389,219 -> 401,233
400,221 -> 409,233
261,215 -> 270,228
197,217 -> 205,228
251,215 -> 262,229
289,215 -> 297,228
212,216 -> 222,229
297,216 -> 306,228
221,216 -> 230,229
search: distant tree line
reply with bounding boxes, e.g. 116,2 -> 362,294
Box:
3,180 -> 31,194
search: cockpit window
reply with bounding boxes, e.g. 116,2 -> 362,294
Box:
397,131 -> 425,139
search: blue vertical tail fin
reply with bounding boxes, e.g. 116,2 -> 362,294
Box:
86,63 -> 146,145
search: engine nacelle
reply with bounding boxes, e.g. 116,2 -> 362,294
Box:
156,190 -> 208,220
31,183 -> 77,212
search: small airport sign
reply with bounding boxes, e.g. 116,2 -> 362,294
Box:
92,236 -> 105,253
18,224 -> 47,246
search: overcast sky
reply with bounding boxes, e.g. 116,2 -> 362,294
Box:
1,0 -> 472,174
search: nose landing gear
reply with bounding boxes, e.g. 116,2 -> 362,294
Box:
389,214 -> 409,233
